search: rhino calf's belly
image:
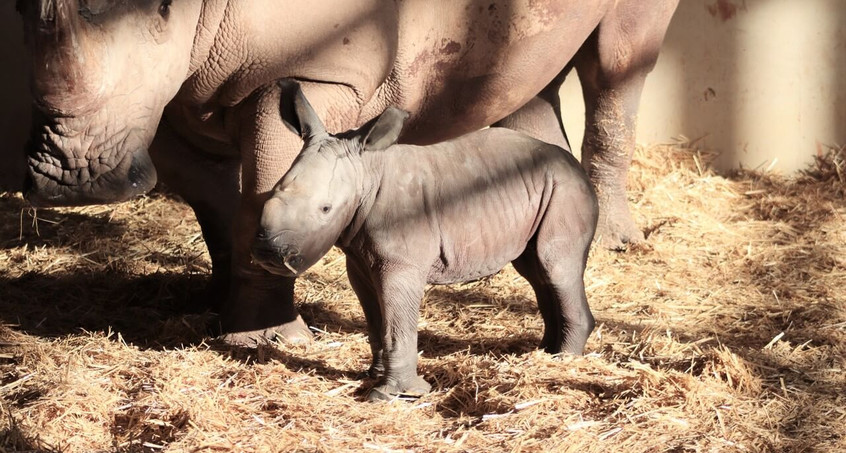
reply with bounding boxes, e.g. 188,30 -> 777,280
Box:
423,200 -> 548,285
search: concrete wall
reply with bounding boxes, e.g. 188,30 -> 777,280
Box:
562,0 -> 846,173
0,1 -> 29,191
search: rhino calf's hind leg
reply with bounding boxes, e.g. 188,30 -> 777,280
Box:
513,180 -> 597,355
540,280 -> 593,355
513,251 -> 594,355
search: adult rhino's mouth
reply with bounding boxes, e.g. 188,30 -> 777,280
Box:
23,130 -> 157,208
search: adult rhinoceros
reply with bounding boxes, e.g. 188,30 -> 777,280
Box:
16,0 -> 678,345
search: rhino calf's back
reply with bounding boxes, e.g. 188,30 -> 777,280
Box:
358,127 -> 597,286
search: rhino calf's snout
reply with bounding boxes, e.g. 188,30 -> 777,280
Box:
250,219 -> 310,278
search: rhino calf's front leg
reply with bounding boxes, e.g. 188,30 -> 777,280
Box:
367,270 -> 432,402
345,256 -> 385,378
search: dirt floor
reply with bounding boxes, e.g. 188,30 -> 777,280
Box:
0,143 -> 844,452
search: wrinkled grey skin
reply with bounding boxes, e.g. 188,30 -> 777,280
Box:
253,81 -> 598,400
15,0 -> 678,346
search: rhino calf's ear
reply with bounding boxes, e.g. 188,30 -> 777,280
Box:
362,107 -> 409,152
278,79 -> 327,141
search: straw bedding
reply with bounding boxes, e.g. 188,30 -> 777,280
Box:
0,142 -> 843,452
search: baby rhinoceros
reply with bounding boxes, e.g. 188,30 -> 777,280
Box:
252,80 -> 599,401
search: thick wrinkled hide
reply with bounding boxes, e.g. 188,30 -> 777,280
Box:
13,0 -> 678,343
254,82 -> 598,400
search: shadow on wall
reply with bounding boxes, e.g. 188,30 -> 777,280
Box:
661,0 -> 846,173
561,0 -> 846,174
0,3 -> 29,192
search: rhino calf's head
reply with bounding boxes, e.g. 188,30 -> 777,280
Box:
251,80 -> 408,277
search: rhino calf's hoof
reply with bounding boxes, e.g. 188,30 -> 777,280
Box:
367,375 -> 432,402
368,363 -> 385,379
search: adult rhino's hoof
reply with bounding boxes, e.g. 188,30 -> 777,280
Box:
219,315 -> 313,348
595,209 -> 644,251
366,375 -> 431,402
597,223 -> 644,251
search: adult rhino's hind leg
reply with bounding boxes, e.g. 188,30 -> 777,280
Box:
575,0 -> 678,249
491,71 -> 571,151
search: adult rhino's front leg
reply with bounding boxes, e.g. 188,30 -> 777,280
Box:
149,118 -> 240,314
223,82 -> 361,347
574,0 -> 678,249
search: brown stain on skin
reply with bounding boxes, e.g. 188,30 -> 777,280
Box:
707,0 -> 746,22
528,0 -> 565,27
408,40 -> 461,77
343,37 -> 350,45
407,49 -> 432,78
441,40 -> 461,56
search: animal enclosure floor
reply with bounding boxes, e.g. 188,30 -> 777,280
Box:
0,144 -> 844,452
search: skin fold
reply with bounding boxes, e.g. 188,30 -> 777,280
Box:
16,0 -> 678,345
253,81 -> 598,400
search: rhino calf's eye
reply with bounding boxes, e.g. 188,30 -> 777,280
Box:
159,0 -> 172,18
321,205 -> 332,214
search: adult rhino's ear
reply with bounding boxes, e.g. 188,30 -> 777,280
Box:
361,107 -> 409,152
278,79 -> 327,141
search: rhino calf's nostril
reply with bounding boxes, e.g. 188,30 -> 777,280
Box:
288,255 -> 304,268
255,228 -> 272,241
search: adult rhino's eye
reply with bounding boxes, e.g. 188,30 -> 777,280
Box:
159,0 -> 172,18
321,205 -> 332,214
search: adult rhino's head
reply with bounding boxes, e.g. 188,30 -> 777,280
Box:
17,0 -> 201,206
252,80 -> 407,277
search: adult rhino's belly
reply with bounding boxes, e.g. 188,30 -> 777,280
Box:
368,0 -> 609,145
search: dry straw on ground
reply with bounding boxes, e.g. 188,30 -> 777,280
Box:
0,142 -> 844,452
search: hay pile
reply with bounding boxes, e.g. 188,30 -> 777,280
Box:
0,142 -> 843,452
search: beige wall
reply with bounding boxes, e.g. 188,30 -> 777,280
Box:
562,0 -> 846,173
0,1 -> 29,191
